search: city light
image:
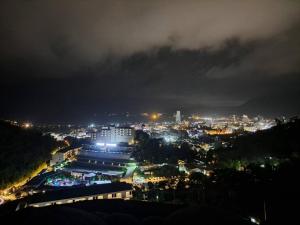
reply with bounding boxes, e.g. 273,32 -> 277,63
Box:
1,0 -> 298,220
163,136 -> 176,142
151,113 -> 158,120
106,143 -> 117,147
22,122 -> 33,129
149,113 -> 163,121
250,217 -> 260,224
96,143 -> 117,147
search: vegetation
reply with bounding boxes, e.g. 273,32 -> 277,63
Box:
212,118 -> 300,169
0,121 -> 61,190
133,130 -> 196,164
133,119 -> 300,223
151,165 -> 182,178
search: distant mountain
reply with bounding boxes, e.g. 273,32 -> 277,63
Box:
238,92 -> 300,117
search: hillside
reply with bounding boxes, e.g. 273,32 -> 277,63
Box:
0,121 -> 60,189
215,118 -> 300,167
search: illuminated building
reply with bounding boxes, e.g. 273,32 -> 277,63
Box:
242,114 -> 250,123
50,146 -> 81,166
23,183 -> 133,208
243,126 -> 257,132
176,110 -> 181,123
205,128 -> 232,135
90,126 -> 135,144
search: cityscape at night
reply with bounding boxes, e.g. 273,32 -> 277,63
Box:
0,1 -> 300,225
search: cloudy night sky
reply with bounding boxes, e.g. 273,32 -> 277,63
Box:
1,0 -> 300,123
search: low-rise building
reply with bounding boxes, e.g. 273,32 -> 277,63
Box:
24,182 -> 133,208
50,146 -> 81,166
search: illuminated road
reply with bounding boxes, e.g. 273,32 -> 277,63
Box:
0,162 -> 48,203
124,165 -> 137,178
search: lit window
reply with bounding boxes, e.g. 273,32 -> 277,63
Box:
116,193 -> 122,198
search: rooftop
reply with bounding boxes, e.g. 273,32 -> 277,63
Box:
59,145 -> 82,153
26,182 -> 132,204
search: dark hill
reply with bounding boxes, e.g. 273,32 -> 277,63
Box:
216,118 -> 300,164
0,121 -> 60,189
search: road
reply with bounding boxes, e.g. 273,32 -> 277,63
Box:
0,162 -> 48,204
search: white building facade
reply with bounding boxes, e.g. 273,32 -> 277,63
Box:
91,126 -> 135,144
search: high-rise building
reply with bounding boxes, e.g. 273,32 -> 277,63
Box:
90,125 -> 135,144
176,110 -> 181,123
242,114 -> 250,123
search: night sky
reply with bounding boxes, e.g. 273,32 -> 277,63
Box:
1,0 -> 300,123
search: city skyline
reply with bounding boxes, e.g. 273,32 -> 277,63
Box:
1,1 -> 300,223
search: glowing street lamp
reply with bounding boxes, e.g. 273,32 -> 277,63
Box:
22,122 -> 32,129
150,113 -> 160,121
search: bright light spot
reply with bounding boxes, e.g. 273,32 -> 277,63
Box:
96,143 -> 117,147
250,217 -> 260,224
107,143 -> 117,147
22,123 -> 32,128
164,136 -> 176,142
150,113 -> 161,121
64,140 -> 70,146
151,114 -> 158,120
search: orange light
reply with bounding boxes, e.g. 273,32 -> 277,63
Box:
150,113 -> 161,121
64,140 -> 70,146
22,122 -> 32,128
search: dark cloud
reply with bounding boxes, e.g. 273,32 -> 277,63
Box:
0,0 -> 300,122
1,0 -> 299,66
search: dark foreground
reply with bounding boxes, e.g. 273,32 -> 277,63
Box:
1,200 -> 254,225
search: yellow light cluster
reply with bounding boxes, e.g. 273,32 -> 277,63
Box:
0,162 -> 47,199
205,129 -> 232,135
150,113 -> 161,121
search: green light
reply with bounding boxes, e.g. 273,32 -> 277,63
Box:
128,163 -> 137,167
